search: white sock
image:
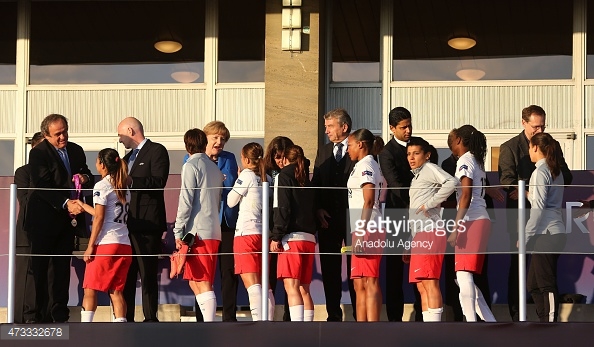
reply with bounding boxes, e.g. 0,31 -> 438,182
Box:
425,307 -> 443,322
268,289 -> 276,321
247,284 -> 262,321
421,311 -> 429,322
196,291 -> 217,322
304,309 -> 314,322
113,317 -> 127,323
457,271 -> 477,322
289,305 -> 304,321
474,284 -> 496,322
80,309 -> 95,323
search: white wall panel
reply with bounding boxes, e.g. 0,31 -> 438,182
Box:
0,91 -> 16,134
391,85 -> 573,131
215,88 -> 264,133
27,89 -> 206,134
584,85 -> 594,129
328,87 -> 382,132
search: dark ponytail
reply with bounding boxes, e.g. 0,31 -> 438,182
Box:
242,142 -> 267,182
284,145 -> 307,187
452,124 -> 487,169
530,133 -> 561,179
98,148 -> 129,204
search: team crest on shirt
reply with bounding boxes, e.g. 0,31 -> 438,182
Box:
362,170 -> 373,177
458,164 -> 468,171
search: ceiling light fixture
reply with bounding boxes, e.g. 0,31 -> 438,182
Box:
456,68 -> 485,81
171,71 -> 200,83
154,40 -> 182,53
448,37 -> 476,50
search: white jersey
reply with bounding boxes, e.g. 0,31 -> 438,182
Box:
347,155 -> 383,222
228,169 -> 270,236
455,151 -> 489,221
92,175 -> 131,245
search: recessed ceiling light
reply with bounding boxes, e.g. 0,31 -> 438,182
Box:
154,40 -> 182,53
448,37 -> 476,50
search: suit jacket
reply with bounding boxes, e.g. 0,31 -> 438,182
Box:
15,164 -> 32,247
25,139 -> 94,241
311,142 -> 355,229
498,131 -> 573,209
217,150 -> 239,230
125,139 -> 170,233
378,137 -> 419,209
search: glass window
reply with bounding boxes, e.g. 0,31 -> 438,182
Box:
30,1 -> 205,84
0,140 -> 15,175
0,1 -> 16,84
393,0 -> 572,81
217,0 -> 265,83
332,0 -> 381,82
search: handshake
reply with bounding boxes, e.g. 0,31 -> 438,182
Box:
66,199 -> 87,215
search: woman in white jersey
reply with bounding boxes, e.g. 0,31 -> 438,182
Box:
77,148 -> 131,323
447,125 -> 496,322
346,128 -> 384,322
526,133 -> 566,322
407,137 -> 458,322
227,142 -> 272,321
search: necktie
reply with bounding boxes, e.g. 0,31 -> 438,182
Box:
128,148 -> 139,173
335,143 -> 343,162
58,148 -> 72,177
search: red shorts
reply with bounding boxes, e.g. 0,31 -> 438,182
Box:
350,254 -> 382,278
83,243 -> 132,292
277,241 -> 315,284
455,219 -> 491,274
409,229 -> 446,283
184,239 -> 220,283
234,235 -> 262,274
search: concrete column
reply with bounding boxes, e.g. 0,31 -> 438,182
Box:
264,0 -> 325,164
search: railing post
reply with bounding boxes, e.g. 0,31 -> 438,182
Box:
261,181 -> 270,321
518,180 -> 527,322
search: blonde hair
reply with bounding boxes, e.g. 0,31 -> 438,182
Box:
203,121 -> 230,141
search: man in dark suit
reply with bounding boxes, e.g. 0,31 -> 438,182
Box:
14,132 -> 45,323
27,114 -> 94,323
498,104 -> 572,321
312,108 -> 357,321
118,117 -> 170,322
377,106 -> 423,321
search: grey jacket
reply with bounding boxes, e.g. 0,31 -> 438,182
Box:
408,162 -> 459,236
525,158 -> 565,243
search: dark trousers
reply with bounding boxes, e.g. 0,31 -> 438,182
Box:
318,226 -> 356,321
30,228 -> 73,323
527,233 -> 566,322
124,230 -> 161,322
14,245 -> 38,323
445,252 -> 491,321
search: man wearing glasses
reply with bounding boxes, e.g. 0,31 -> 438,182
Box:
498,104 -> 572,321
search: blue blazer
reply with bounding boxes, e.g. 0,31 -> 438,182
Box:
217,151 -> 239,229
183,150 -> 239,229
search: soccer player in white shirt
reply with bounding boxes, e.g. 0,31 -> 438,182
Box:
227,142 -> 272,321
447,125 -> 496,322
346,128 -> 384,322
77,148 -> 132,323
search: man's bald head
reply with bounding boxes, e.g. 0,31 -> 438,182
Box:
117,117 -> 145,149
